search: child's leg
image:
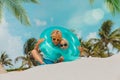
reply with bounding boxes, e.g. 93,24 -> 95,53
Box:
31,49 -> 44,64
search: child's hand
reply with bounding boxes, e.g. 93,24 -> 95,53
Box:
59,56 -> 64,62
38,38 -> 45,44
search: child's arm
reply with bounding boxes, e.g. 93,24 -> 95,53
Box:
31,49 -> 45,64
34,38 -> 44,52
31,38 -> 45,65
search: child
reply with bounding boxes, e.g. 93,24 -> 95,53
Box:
60,39 -> 69,50
31,30 -> 63,65
57,39 -> 69,62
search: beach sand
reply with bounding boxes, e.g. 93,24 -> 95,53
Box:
0,54 -> 120,80
0,65 -> 7,74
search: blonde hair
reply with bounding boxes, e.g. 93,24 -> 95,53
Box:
61,38 -> 68,44
51,30 -> 62,40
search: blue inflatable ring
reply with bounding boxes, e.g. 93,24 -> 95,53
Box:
39,26 -> 80,62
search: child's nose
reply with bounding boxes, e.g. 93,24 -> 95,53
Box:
55,40 -> 57,42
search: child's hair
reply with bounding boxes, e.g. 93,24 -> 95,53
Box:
51,30 -> 62,40
60,38 -> 69,48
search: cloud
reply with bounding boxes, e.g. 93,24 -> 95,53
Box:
86,32 -> 97,40
50,17 -> 54,22
67,15 -> 83,28
0,18 -> 24,66
67,8 -> 104,28
84,8 -> 104,25
67,13 -> 84,33
35,19 -> 47,26
67,13 -> 83,29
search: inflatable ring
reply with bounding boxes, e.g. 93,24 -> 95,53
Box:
39,26 -> 80,62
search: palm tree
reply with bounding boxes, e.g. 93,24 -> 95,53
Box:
24,38 -> 37,55
92,20 -> 120,56
24,38 -> 38,66
92,39 -> 109,57
0,52 -> 13,67
89,0 -> 120,15
80,38 -> 109,58
16,37 -> 38,68
80,38 -> 97,57
15,55 -> 33,68
0,0 -> 39,25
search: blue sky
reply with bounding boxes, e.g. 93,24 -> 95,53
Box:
0,0 -> 120,68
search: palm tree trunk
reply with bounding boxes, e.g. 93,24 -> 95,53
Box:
107,47 -> 110,57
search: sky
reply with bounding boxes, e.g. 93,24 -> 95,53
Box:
0,0 -> 120,68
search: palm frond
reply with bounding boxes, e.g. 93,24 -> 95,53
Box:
105,0 -> 120,15
109,28 -> 120,38
0,0 -> 39,25
0,52 -> 13,66
15,56 -> 26,63
109,34 -> 120,40
112,40 -> 120,50
19,0 -> 39,3
24,38 -> 37,55
3,59 -> 13,66
5,0 -> 30,25
1,52 -> 8,62
98,20 -> 113,41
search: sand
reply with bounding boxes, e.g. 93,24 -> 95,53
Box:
0,64 -> 7,74
0,54 -> 120,80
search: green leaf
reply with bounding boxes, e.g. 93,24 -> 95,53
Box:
89,0 -> 94,4
5,0 -> 30,25
105,0 -> 120,15
19,0 -> 39,4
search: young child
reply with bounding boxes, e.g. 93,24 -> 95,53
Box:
57,39 -> 69,62
59,38 -> 81,62
60,39 -> 69,50
31,30 -> 63,65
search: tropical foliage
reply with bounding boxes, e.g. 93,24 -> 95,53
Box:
93,20 -> 120,56
15,37 -> 38,69
15,55 -> 33,68
0,0 -> 39,25
24,38 -> 37,55
80,38 -> 94,57
23,37 -> 38,66
80,20 -> 120,57
89,0 -> 120,15
0,52 -> 13,67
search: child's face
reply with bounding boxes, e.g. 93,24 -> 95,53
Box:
60,40 -> 68,49
51,30 -> 62,45
52,36 -> 61,45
